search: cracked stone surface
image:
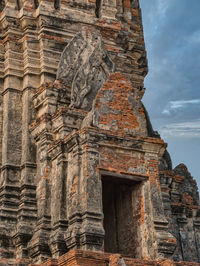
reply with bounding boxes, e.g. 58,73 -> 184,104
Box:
0,0 -> 199,265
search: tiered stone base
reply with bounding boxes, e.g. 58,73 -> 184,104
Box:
28,250 -> 199,266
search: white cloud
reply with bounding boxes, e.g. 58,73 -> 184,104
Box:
159,120 -> 200,138
162,109 -> 170,115
189,30 -> 200,44
170,99 -> 200,109
162,99 -> 200,115
158,0 -> 169,16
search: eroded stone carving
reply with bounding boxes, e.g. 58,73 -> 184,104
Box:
57,28 -> 115,111
0,0 -> 200,264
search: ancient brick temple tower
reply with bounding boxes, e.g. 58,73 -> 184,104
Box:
0,0 -> 199,265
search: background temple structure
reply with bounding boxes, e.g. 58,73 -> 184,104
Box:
0,0 -> 199,265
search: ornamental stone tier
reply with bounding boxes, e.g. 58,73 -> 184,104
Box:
0,1 -> 199,265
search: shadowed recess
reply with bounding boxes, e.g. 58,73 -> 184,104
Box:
16,0 -> 20,10
54,0 -> 60,9
34,0 -> 39,8
95,0 -> 102,18
0,1 -> 5,12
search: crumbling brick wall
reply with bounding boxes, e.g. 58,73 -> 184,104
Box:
0,1 -> 199,265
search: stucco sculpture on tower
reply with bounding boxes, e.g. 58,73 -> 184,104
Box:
0,0 -> 199,265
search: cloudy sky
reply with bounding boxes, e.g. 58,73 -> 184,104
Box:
139,0 -> 200,187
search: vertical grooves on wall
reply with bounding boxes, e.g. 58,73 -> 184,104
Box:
54,0 -> 60,9
34,0 -> 39,9
114,184 -> 119,253
16,0 -> 20,10
0,1 -> 5,12
122,0 -> 124,13
95,0 -> 101,18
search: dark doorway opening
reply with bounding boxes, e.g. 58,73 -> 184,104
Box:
102,176 -> 137,256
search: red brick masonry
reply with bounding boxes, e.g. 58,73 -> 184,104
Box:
29,250 -> 199,266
